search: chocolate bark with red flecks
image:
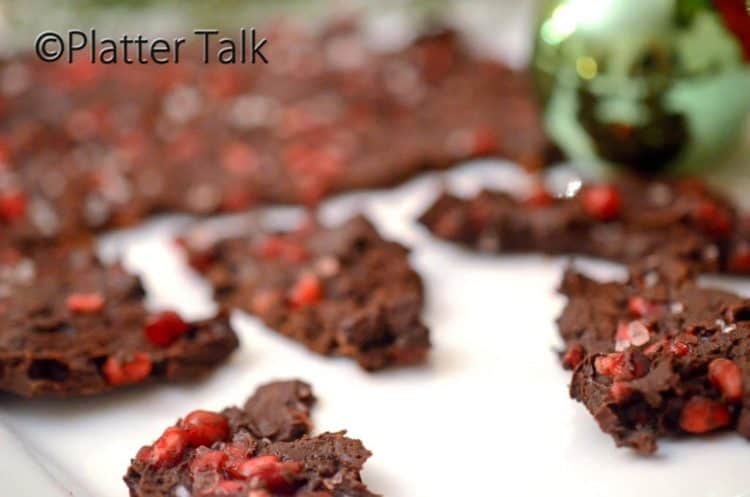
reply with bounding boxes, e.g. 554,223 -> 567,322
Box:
180,215 -> 429,371
559,260 -> 750,453
0,24 -> 551,244
124,380 -> 379,497
419,174 -> 750,275
0,242 -> 238,397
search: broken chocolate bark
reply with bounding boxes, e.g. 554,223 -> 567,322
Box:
0,242 -> 238,397
0,24 -> 550,243
180,215 -> 429,370
124,380 -> 379,497
560,259 -> 750,453
419,175 -> 750,275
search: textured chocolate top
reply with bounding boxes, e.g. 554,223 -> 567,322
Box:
420,176 -> 750,275
181,215 -> 429,370
560,259 -> 750,453
125,380 -> 379,497
0,24 -> 549,243
0,243 -> 238,397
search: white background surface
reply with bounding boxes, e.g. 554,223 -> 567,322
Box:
3,1 -> 750,494
2,162 -> 750,497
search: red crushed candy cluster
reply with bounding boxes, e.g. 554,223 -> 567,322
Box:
144,310 -> 190,347
594,351 -> 648,382
103,353 -> 152,386
255,236 -> 309,264
679,397 -> 731,434
182,411 -> 231,447
66,292 -> 106,314
708,358 -> 744,403
0,190 -> 27,223
609,382 -> 634,404
251,290 -> 283,316
288,274 -> 323,309
694,200 -> 733,238
137,410 -> 230,468
594,352 -> 632,380
562,343 -> 584,369
524,182 -> 554,208
138,411 -> 304,493
728,242 -> 750,273
581,184 -> 622,221
466,125 -> 499,157
626,297 -> 663,319
669,340 -> 691,357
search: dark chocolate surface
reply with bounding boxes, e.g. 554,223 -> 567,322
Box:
560,259 -> 750,453
125,380 -> 379,497
0,24 -> 549,244
0,242 -> 238,397
181,215 -> 429,370
420,175 -> 750,275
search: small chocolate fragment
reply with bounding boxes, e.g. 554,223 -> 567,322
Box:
124,380 -> 380,497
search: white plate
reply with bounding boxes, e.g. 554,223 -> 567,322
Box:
2,162 -> 750,497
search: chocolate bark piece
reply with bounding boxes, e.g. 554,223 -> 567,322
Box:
561,263 -> 750,453
124,380 -> 379,497
419,176 -> 750,275
181,215 -> 429,370
0,242 -> 238,397
557,257 -> 737,364
0,24 -> 550,243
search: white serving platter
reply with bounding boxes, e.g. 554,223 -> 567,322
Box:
2,161 -> 750,497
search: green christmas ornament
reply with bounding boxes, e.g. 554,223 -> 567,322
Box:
532,0 -> 750,175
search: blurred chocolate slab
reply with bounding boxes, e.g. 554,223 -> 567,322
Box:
0,23 -> 550,242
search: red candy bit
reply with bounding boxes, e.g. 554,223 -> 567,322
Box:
708,358 -> 744,403
728,243 -> 750,273
221,142 -> 258,175
467,125 -> 499,157
448,125 -> 499,158
524,182 -> 554,208
562,344 -> 584,370
627,297 -> 662,318
138,427 -> 189,468
255,236 -> 309,263
0,190 -> 27,222
189,449 -> 228,475
221,189 -> 256,212
670,340 -> 690,357
582,184 -> 622,221
66,292 -> 105,314
288,274 -> 323,309
144,310 -> 190,347
251,290 -> 282,316
228,455 -> 302,490
0,137 -> 11,164
223,441 -> 253,476
594,352 -> 634,381
283,143 -> 344,179
180,410 -> 230,447
102,353 -> 152,386
610,382 -> 634,404
695,200 -> 733,239
679,397 -> 731,434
